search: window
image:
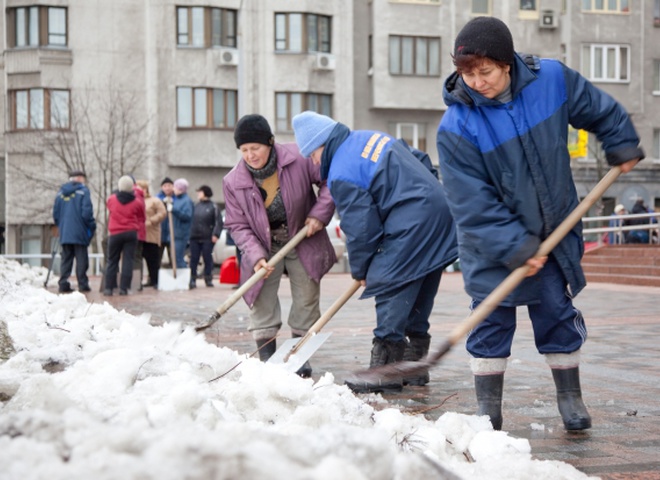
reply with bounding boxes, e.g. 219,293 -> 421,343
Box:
9,88 -> 70,130
653,129 -> 660,161
471,0 -> 491,14
389,0 -> 440,3
394,123 -> 427,152
582,0 -> 629,13
389,36 -> 440,76
519,0 -> 539,18
176,87 -> 237,129
581,44 -> 630,83
653,60 -> 660,94
274,13 -> 331,53
176,6 -> 237,48
275,92 -> 332,132
20,225 -> 44,268
6,6 -> 68,48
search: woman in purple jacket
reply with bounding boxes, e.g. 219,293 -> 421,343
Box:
222,114 -> 337,377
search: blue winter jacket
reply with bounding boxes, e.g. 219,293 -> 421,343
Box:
171,193 -> 194,242
53,181 -> 96,246
437,53 -> 644,305
326,129 -> 458,299
156,191 -> 170,244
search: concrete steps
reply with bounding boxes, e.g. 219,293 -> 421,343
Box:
582,245 -> 660,287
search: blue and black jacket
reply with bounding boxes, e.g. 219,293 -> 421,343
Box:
437,53 -> 644,304
323,127 -> 458,298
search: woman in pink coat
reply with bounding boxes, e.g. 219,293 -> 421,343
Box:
223,114 -> 336,377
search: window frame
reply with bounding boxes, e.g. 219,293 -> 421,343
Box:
389,35 -> 441,77
6,5 -> 68,48
9,88 -> 71,131
581,0 -> 630,13
653,59 -> 660,94
176,86 -> 238,130
176,6 -> 238,48
581,43 -> 630,83
275,92 -> 333,132
519,0 -> 540,19
274,12 -> 332,53
471,0 -> 492,15
394,122 -> 427,151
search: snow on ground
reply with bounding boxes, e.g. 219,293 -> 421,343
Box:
0,258 -> 596,479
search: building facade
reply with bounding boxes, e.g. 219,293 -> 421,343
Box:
1,0 -> 659,258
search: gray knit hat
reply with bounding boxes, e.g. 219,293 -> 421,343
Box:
118,175 -> 134,193
454,17 -> 515,65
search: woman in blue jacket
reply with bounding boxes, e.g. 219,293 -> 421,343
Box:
293,111 -> 458,394
437,17 -> 643,431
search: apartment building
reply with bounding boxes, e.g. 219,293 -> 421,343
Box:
1,0 -> 659,259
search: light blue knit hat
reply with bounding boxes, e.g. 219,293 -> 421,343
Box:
292,111 -> 338,157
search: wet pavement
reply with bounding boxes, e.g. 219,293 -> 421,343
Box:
75,271 -> 660,479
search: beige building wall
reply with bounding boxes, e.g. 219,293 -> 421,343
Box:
1,0 -> 659,256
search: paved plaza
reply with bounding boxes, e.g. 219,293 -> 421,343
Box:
80,270 -> 660,479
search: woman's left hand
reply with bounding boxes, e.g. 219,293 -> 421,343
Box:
304,217 -> 324,237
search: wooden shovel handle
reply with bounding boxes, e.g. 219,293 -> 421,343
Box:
212,227 -> 309,317
447,165 -> 622,346
168,209 -> 177,277
287,280 -> 362,357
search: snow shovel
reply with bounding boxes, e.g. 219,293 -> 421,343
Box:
345,165 -> 623,386
158,209 -> 191,291
268,280 -> 362,373
44,232 -> 60,288
195,227 -> 309,331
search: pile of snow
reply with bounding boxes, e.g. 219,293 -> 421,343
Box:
0,257 -> 595,479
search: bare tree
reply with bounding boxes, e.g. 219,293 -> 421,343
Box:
10,84 -> 152,252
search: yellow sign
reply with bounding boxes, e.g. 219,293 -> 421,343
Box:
568,127 -> 588,159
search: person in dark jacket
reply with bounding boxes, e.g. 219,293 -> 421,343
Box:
104,175 -> 146,296
625,199 -> 651,244
164,178 -> 194,269
52,170 -> 96,293
156,177 -> 174,267
436,17 -> 643,432
292,111 -> 458,393
188,185 -> 223,289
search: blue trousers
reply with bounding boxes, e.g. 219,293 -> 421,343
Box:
189,239 -> 214,277
373,267 -> 443,342
466,258 -> 586,358
59,243 -> 90,290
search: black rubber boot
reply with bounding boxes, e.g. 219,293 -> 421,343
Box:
255,338 -> 277,362
474,374 -> 504,430
345,338 -> 406,394
402,333 -> 431,386
551,367 -> 592,431
204,275 -> 214,287
292,333 -> 313,378
189,278 -> 196,290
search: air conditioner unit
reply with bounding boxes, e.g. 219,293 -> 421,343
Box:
315,53 -> 336,71
539,10 -> 558,29
219,48 -> 239,66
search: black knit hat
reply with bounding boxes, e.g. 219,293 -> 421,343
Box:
234,114 -> 274,148
196,185 -> 213,198
454,17 -> 515,65
161,177 -> 173,186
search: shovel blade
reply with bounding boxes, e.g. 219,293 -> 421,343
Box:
267,332 -> 332,373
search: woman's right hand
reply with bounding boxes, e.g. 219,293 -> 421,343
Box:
255,258 -> 275,278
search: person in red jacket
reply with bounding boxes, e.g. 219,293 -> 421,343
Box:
104,175 -> 146,296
